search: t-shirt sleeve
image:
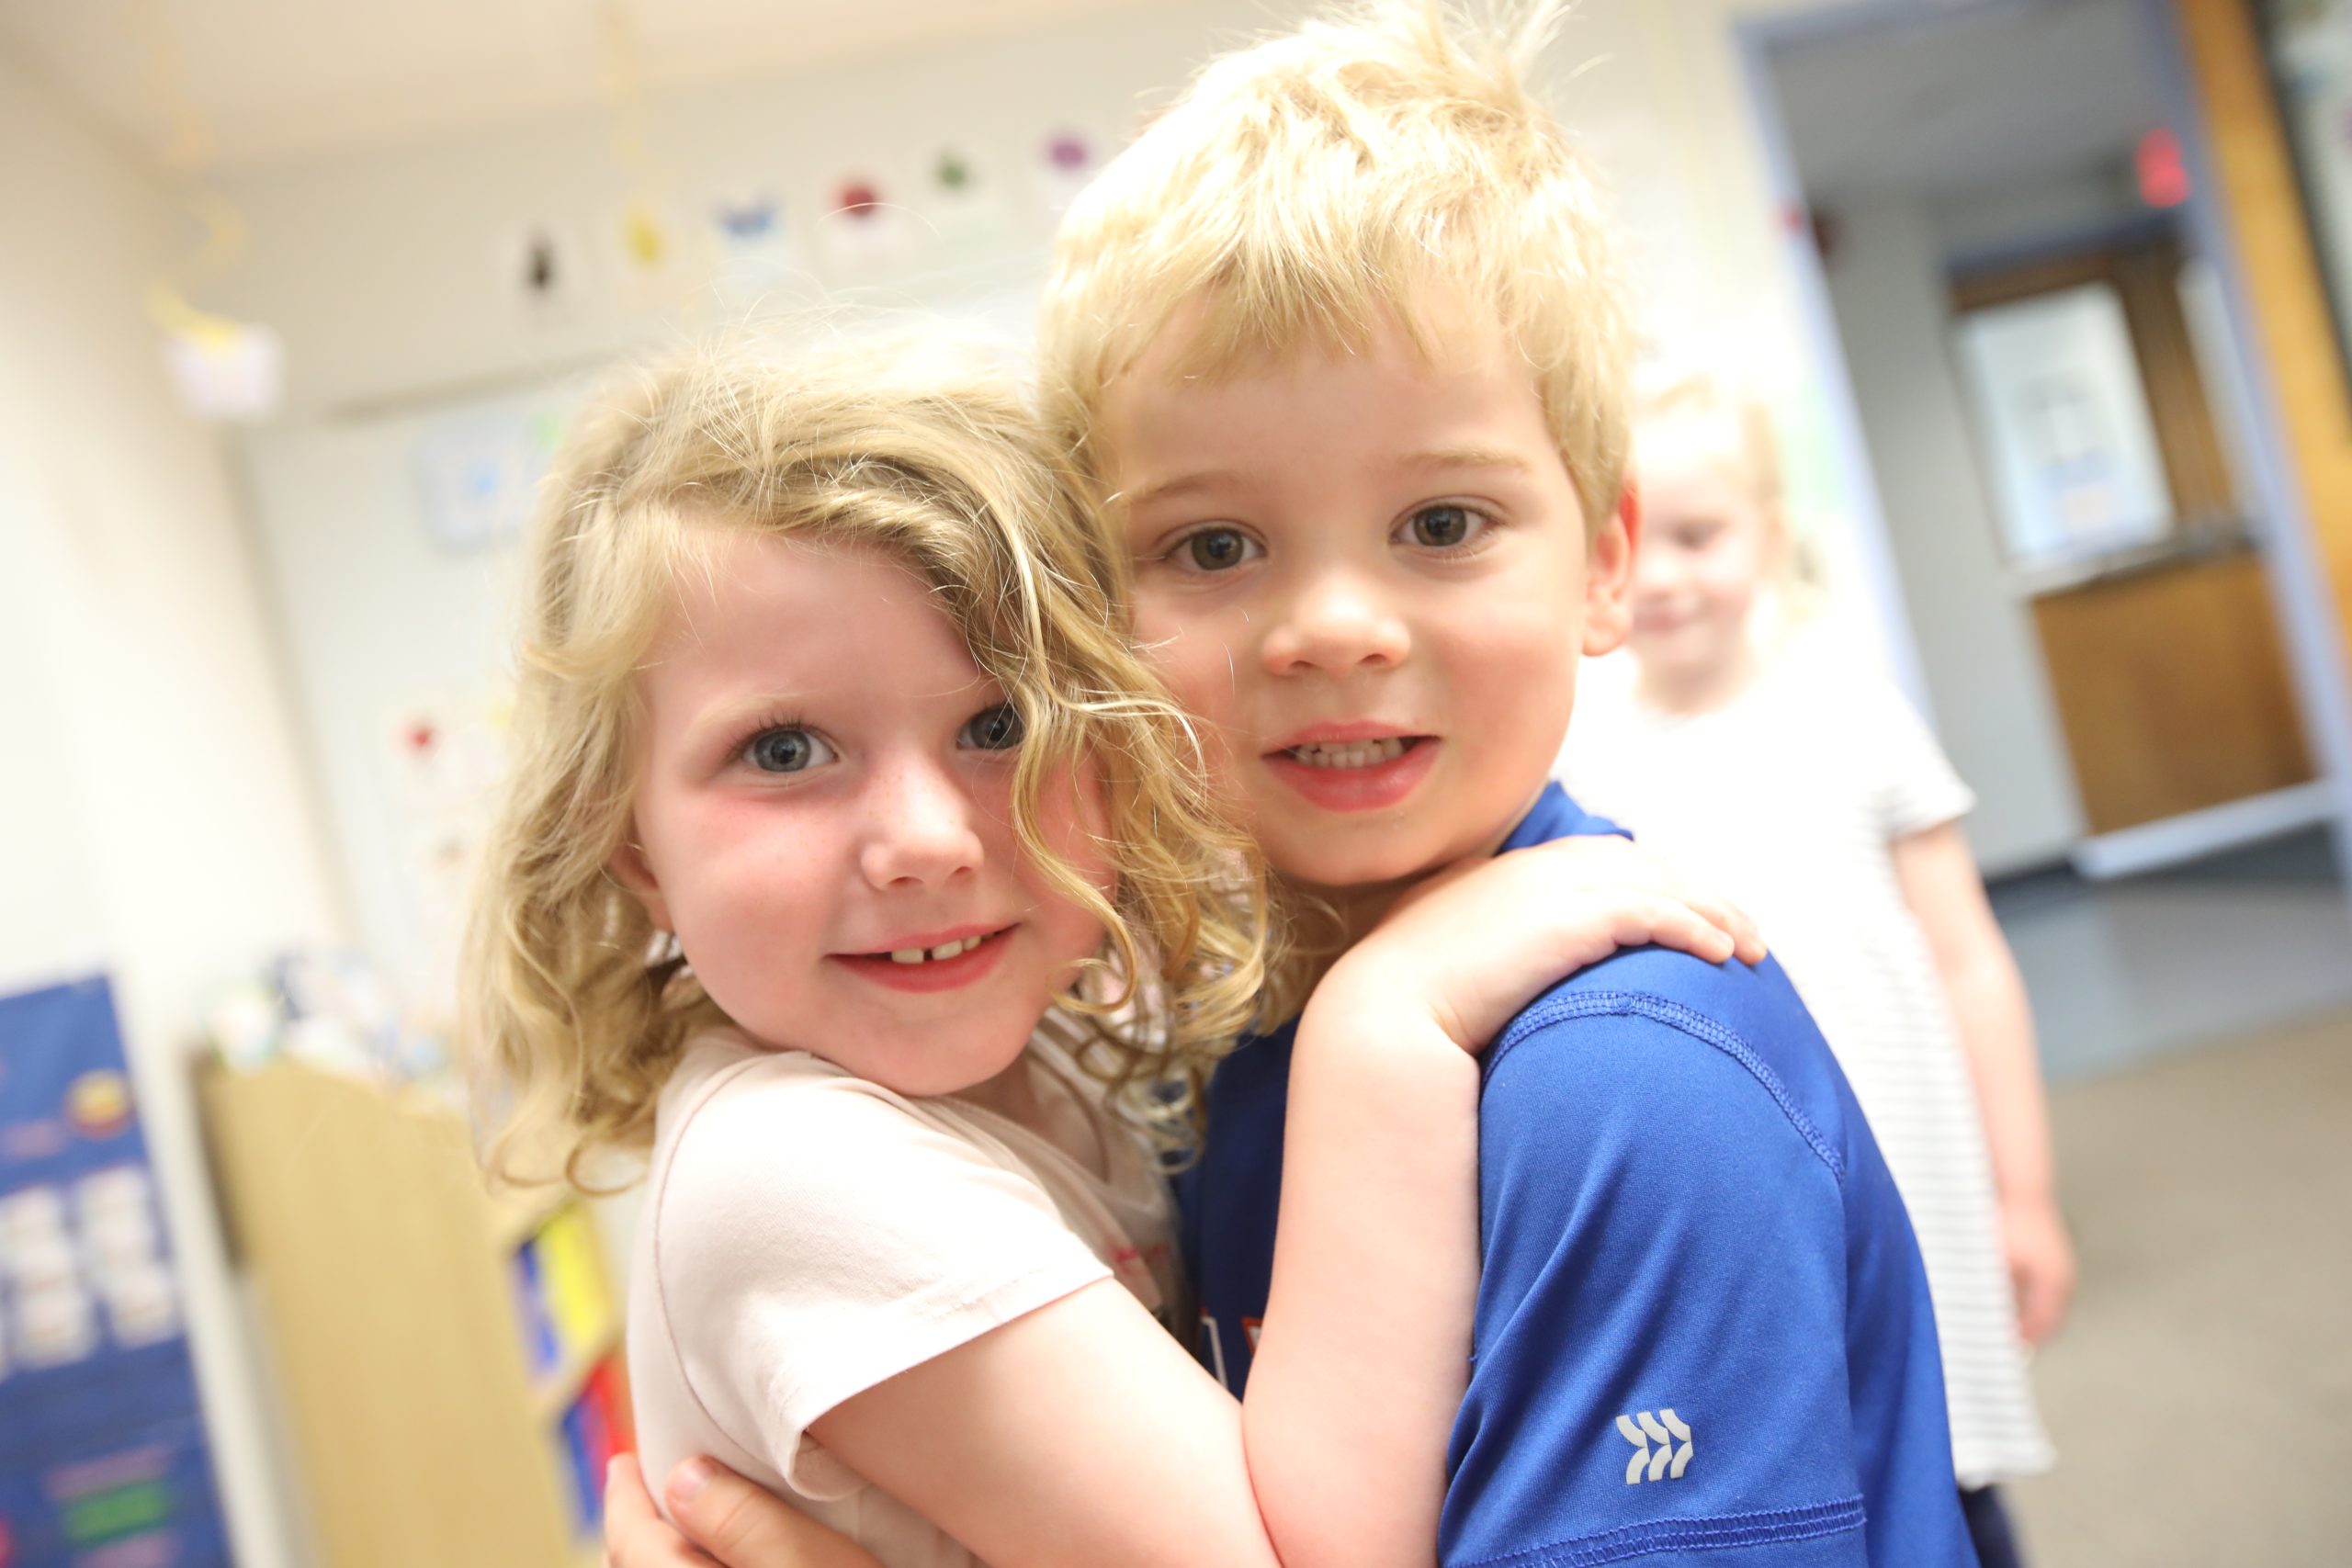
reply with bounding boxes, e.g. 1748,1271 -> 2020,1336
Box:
649,1064 -> 1113,1498
1861,675 -> 1975,840
1441,1011 -> 1871,1568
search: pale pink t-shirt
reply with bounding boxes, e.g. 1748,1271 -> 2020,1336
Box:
628,1023 -> 1182,1568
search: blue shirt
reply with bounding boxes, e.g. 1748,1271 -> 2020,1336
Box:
1175,784 -> 1975,1567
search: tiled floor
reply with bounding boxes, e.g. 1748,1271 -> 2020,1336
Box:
1989,829 -> 2352,1083
2004,1006 -> 2352,1565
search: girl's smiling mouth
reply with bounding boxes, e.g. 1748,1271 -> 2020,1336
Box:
831,925 -> 1016,991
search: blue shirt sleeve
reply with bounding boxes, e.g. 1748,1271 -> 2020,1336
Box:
1441,1008 -> 1872,1568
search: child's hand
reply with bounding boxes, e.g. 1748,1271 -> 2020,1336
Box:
2002,1197 -> 2076,1347
1327,836 -> 1767,1054
603,1454 -> 885,1568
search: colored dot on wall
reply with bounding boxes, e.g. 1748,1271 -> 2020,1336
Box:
623,209 -> 667,268
836,180 -> 883,220
1046,132 -> 1091,172
935,152 -> 973,191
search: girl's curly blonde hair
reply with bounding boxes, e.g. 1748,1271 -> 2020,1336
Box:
464,330 -> 1272,1189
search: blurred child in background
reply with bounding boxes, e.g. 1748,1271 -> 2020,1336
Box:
1561,366 -> 2075,1568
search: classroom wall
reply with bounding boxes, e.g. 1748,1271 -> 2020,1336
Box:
204,0 -> 1931,982
199,0 -> 1833,418
0,44 -> 339,1568
1823,198 -> 2089,872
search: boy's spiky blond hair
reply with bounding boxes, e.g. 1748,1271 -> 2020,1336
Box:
1039,0 -> 1632,531
463,330 -> 1272,1188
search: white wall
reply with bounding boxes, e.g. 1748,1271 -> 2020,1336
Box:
204,1 -> 1930,980
201,0 -> 1831,420
1935,161 -> 2146,259
1824,199 -> 2086,871
0,44 -> 342,1568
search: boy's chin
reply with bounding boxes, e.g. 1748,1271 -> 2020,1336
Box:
1268,830 -> 1458,897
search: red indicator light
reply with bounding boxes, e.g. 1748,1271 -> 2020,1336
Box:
2139,128 -> 2190,209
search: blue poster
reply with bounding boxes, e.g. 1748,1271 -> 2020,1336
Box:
0,976 -> 229,1568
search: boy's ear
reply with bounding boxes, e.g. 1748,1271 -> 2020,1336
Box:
609,831 -> 673,933
1580,480 -> 1640,657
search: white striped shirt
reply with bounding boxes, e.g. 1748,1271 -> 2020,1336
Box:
1561,637 -> 2054,1487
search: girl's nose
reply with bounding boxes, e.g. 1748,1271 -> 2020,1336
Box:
858,757 -> 987,890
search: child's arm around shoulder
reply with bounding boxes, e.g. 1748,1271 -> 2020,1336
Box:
655,851 -> 1761,1568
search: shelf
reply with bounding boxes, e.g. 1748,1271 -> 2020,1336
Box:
490,1188 -> 571,1256
533,1322 -> 623,1426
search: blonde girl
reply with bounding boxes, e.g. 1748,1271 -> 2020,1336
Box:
1563,365 -> 2070,1568
466,332 -> 1760,1568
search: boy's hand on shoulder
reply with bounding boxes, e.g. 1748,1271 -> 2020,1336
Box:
2002,1196 -> 2076,1346
603,1455 -> 885,1568
1323,836 -> 1767,1054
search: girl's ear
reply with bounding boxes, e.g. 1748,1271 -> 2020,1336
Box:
609,832 -> 673,932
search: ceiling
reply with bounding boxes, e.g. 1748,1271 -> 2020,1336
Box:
1768,0 -> 2165,204
0,0 -> 1179,170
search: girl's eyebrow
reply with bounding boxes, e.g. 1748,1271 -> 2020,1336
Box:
684,691 -> 812,753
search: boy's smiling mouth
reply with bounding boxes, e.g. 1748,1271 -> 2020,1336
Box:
1262,728 -> 1440,811
1281,736 -> 1423,769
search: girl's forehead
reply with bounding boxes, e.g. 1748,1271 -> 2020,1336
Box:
1638,409 -> 1763,486
648,530 -> 962,667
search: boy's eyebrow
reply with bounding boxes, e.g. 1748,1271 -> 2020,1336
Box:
1126,448 -> 1532,509
1124,468 -> 1245,510
1396,446 -> 1538,476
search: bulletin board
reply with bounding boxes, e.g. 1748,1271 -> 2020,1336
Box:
0,976 -> 230,1568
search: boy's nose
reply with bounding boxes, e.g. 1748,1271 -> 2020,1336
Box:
1261,574 -> 1410,676
858,758 -> 987,890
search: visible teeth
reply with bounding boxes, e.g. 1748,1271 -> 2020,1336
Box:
1291,737 -> 1408,769
885,933 -> 989,964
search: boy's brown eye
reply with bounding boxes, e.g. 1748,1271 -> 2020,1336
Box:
1183,527 -> 1253,571
1408,505 -> 1476,548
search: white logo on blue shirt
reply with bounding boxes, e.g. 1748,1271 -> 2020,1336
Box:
1616,1409 -> 1694,1483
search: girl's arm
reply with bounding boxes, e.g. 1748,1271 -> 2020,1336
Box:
1893,820 -> 2075,1345
644,841 -> 1759,1568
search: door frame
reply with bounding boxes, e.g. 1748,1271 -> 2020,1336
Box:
1730,0 -> 2352,878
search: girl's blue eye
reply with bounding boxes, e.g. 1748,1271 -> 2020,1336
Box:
959,705 -> 1025,751
1404,504 -> 1482,549
1175,526 -> 1261,573
744,727 -> 834,773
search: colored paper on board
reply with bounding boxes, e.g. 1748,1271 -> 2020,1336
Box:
0,977 -> 231,1568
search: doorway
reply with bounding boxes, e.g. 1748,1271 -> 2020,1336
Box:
1736,0 -> 2352,1077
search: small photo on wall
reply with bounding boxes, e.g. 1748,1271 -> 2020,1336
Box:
606,198 -> 706,313
1030,124 -> 1108,214
707,187 -> 812,310
498,219 -> 587,325
918,142 -> 1014,252
813,171 -> 921,281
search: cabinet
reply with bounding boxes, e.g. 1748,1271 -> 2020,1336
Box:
199,1060 -> 627,1568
